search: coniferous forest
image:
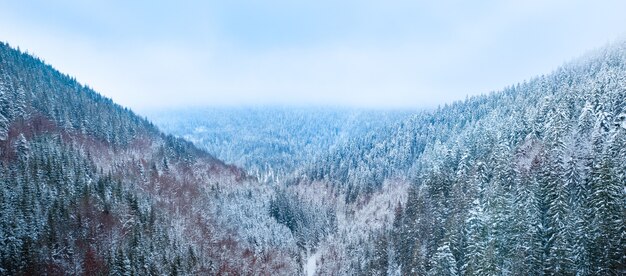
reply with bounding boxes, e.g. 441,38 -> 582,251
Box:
1,37 -> 625,276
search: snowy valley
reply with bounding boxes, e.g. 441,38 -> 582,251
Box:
146,43 -> 626,275
0,38 -> 625,276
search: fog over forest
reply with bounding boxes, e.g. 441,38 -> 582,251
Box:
1,1 -> 625,275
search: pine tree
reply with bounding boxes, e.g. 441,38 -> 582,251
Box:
13,86 -> 27,119
587,150 -> 624,274
0,83 -> 8,142
367,231 -> 389,275
0,112 -> 8,142
544,160 -> 574,274
0,72 -> 13,121
463,198 -> 486,275
510,176 -> 542,275
428,241 -> 458,276
14,134 -> 29,160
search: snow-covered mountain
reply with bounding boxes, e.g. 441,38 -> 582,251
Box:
0,42 -> 301,275
153,42 -> 626,275
1,38 -> 624,275
295,41 -> 626,275
145,106 -> 411,182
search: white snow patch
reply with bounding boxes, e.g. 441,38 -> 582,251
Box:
305,252 -> 319,276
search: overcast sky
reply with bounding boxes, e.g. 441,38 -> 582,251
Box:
1,1 -> 626,110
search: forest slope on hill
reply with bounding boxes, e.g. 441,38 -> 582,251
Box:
294,41 -> 626,275
0,42 -> 302,275
1,39 -> 624,275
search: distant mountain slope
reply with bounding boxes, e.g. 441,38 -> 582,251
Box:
145,107 -> 411,182
0,42 -> 300,275
303,42 -> 626,201
304,42 -> 626,274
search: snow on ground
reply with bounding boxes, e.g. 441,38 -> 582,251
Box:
305,252 -> 319,276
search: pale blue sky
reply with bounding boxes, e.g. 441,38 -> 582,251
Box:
1,1 -> 626,110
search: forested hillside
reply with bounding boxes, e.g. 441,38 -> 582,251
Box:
1,37 -> 625,276
147,42 -> 625,276
294,42 -> 626,275
146,107 -> 410,182
0,42 -> 302,275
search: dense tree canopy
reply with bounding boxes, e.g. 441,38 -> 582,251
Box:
1,38 -> 625,275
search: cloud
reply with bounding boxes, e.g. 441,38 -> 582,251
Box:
1,1 -> 626,110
